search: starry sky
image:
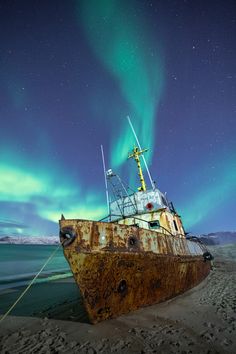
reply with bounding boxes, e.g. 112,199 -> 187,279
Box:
0,0 -> 235,237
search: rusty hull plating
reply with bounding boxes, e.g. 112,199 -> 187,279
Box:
59,219 -> 211,324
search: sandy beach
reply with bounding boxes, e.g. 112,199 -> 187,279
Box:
0,244 -> 235,353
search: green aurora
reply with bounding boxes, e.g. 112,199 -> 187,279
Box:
179,155 -> 236,230
0,153 -> 106,236
78,0 -> 164,168
0,1 -> 235,237
2,149 -> 235,235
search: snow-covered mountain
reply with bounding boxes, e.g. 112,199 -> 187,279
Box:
199,232 -> 236,245
0,236 -> 59,245
1,231 -> 235,246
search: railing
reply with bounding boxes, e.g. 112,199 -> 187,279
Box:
99,214 -> 185,238
99,214 -> 121,222
186,236 -> 208,253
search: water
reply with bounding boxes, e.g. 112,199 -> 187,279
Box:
0,244 -> 72,291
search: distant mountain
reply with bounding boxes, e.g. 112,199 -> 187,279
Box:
1,232 -> 235,246
0,236 -> 59,245
199,232 -> 236,245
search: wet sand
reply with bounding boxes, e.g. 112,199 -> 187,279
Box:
0,244 -> 236,353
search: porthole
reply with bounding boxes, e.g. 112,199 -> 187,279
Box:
118,280 -> 127,294
128,235 -> 139,248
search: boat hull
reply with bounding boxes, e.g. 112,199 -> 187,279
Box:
63,249 -> 211,324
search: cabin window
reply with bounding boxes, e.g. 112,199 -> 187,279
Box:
173,220 -> 178,231
149,220 -> 160,229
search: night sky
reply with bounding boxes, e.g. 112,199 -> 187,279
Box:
0,0 -> 235,237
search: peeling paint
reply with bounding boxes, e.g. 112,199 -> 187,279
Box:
59,219 -> 211,323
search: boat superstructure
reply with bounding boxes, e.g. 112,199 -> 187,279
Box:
102,145 -> 185,238
59,145 -> 212,323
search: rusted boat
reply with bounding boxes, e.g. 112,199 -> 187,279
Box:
59,145 -> 212,324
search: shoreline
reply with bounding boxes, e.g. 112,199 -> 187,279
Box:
0,246 -> 236,353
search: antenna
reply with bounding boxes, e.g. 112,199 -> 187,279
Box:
100,145 -> 110,220
127,116 -> 156,190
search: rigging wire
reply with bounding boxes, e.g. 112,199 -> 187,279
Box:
0,244 -> 61,323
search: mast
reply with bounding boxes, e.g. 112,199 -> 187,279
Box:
100,145 -> 110,219
127,116 -> 156,190
128,146 -> 148,191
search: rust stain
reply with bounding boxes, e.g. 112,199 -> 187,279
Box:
60,219 -> 211,324
64,250 -> 210,324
